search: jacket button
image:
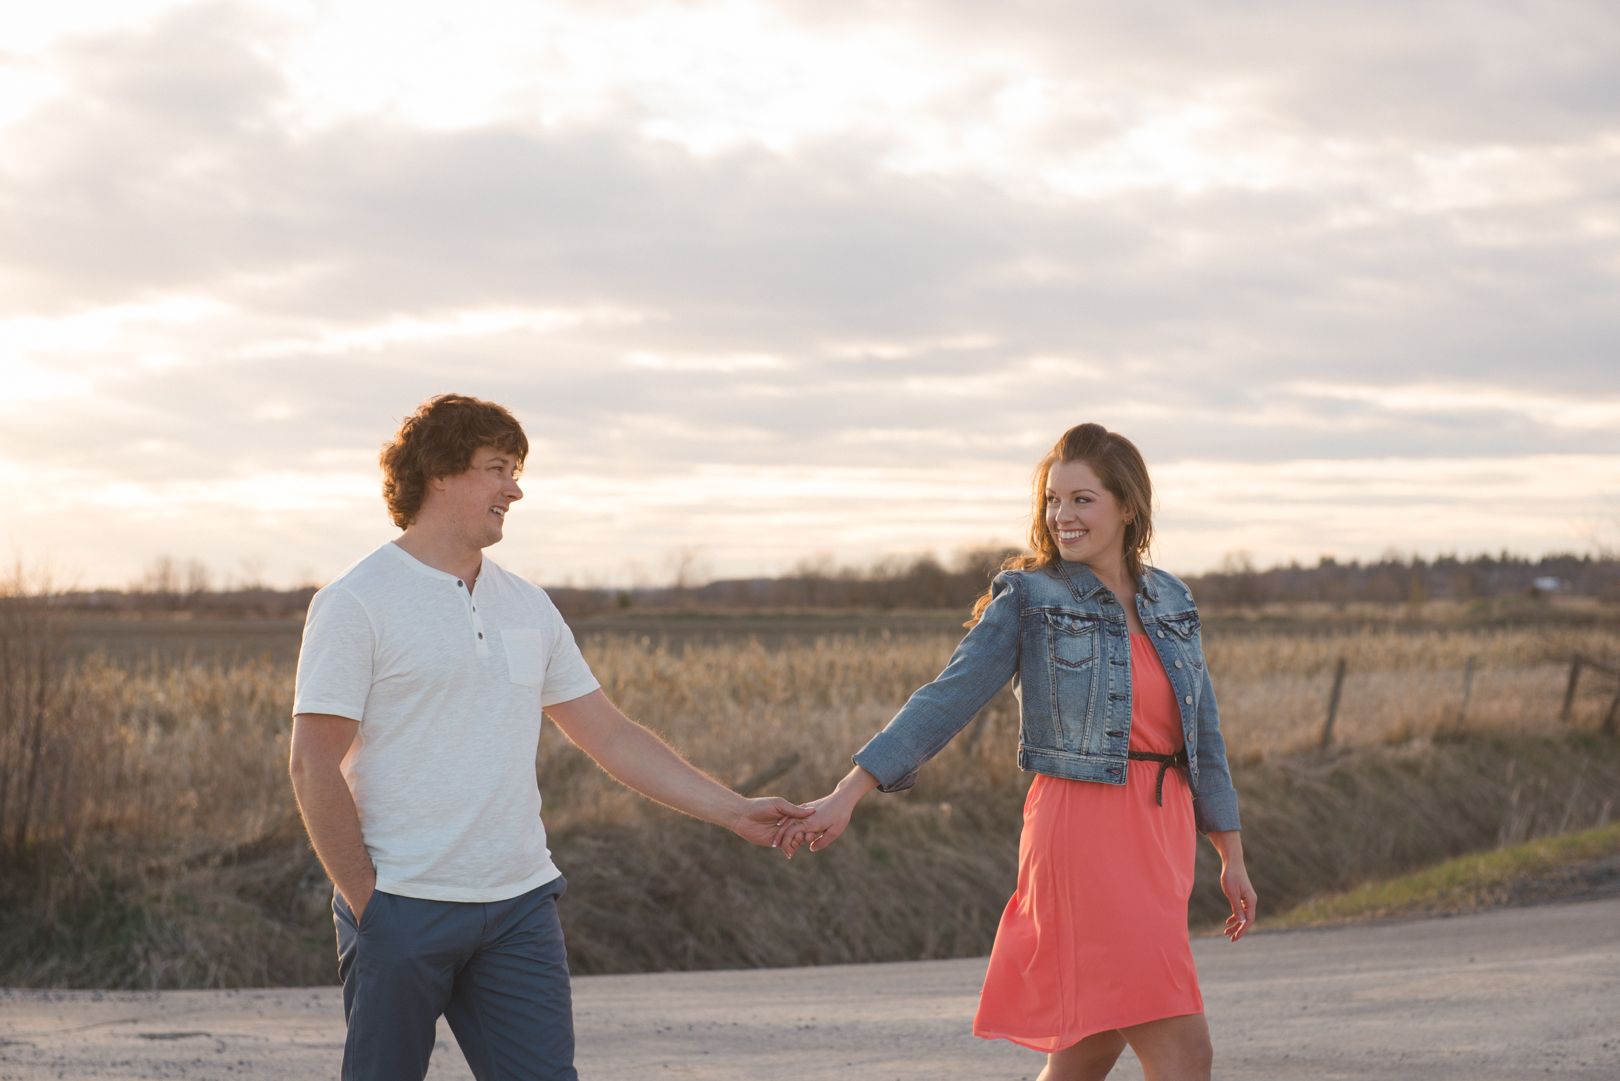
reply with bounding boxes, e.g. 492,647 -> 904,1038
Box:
1184,695 -> 1193,705
1174,659 -> 1183,669
1156,629 -> 1165,638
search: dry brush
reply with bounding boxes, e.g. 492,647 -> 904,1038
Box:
2,619 -> 1619,987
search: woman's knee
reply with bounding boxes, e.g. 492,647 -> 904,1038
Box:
1121,1013 -> 1211,1081
1181,1036 -> 1213,1081
1040,1030 -> 1127,1081
1183,1020 -> 1213,1077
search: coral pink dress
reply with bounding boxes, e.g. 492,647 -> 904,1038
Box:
973,633 -> 1202,1051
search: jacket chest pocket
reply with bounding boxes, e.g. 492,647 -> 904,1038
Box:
1159,615 -> 1205,669
1046,612 -> 1098,668
1044,612 -> 1099,744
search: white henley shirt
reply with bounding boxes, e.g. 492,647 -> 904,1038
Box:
293,542 -> 599,903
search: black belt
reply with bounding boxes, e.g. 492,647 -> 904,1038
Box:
1127,749 -> 1189,806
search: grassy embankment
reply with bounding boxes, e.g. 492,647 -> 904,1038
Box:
2,620 -> 1619,987
1268,821 -> 1620,927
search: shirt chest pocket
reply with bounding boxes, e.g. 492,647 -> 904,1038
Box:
502,629 -> 547,687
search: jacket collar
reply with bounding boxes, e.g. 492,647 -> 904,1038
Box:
1053,560 -> 1159,605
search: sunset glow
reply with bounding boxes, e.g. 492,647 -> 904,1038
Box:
1,1 -> 1615,587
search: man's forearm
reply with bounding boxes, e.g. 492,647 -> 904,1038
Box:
289,715 -> 376,915
293,765 -> 376,911
545,691 -> 746,829
590,717 -> 747,827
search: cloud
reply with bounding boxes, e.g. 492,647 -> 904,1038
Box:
1293,382 -> 1620,432
237,306 -> 647,358
624,352 -> 787,373
1153,453 -> 1620,571
905,1 -> 1620,142
0,1 -> 1615,585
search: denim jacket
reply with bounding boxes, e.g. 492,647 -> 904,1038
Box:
853,561 -> 1241,834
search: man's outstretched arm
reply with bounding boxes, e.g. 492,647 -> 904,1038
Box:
289,713 -> 376,917
544,690 -> 810,846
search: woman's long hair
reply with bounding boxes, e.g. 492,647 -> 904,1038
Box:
967,423 -> 1155,625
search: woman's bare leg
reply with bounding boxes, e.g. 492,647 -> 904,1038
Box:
1117,1013 -> 1212,1081
1037,1030 -> 1128,1081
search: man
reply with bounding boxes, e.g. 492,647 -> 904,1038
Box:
289,393 -> 809,1080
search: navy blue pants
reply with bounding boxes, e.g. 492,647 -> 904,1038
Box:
334,877 -> 575,1081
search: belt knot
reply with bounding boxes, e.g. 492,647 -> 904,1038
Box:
1125,748 -> 1189,806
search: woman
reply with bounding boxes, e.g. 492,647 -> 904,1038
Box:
780,423 -> 1255,1081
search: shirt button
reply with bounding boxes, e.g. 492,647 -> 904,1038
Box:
1174,660 -> 1183,669
457,580 -> 463,587
1184,695 -> 1193,705
478,632 -> 483,639
1156,630 -> 1165,638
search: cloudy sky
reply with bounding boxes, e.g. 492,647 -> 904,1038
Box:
3,0 -> 1617,589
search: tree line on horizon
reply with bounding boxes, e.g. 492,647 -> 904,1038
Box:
37,548 -> 1620,618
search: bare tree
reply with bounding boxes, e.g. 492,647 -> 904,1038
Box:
238,555 -> 268,590
183,559 -> 212,606
138,555 -> 178,600
666,547 -> 709,607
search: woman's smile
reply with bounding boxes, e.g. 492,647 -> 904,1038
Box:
1045,458 -> 1130,574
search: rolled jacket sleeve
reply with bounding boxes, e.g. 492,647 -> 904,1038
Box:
1188,664 -> 1241,833
853,574 -> 1022,792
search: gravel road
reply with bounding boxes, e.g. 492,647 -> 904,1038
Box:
4,896 -> 1616,1080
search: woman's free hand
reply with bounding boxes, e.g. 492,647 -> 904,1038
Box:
1221,860 -> 1257,941
1207,830 -> 1257,941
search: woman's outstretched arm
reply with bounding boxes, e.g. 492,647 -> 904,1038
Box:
777,575 -> 1021,858
842,574 -> 1023,796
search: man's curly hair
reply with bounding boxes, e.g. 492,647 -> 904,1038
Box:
380,394 -> 529,529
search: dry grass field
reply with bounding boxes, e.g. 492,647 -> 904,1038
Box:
3,613 -> 1620,988
23,622 -> 1620,851
1208,624 -> 1620,757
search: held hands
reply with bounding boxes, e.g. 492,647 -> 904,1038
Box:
772,766 -> 880,858
774,793 -> 854,858
731,796 -> 815,848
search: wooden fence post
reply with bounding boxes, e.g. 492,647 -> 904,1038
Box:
1320,657 -> 1347,749
733,753 -> 802,797
1455,656 -> 1477,731
1560,657 -> 1583,722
